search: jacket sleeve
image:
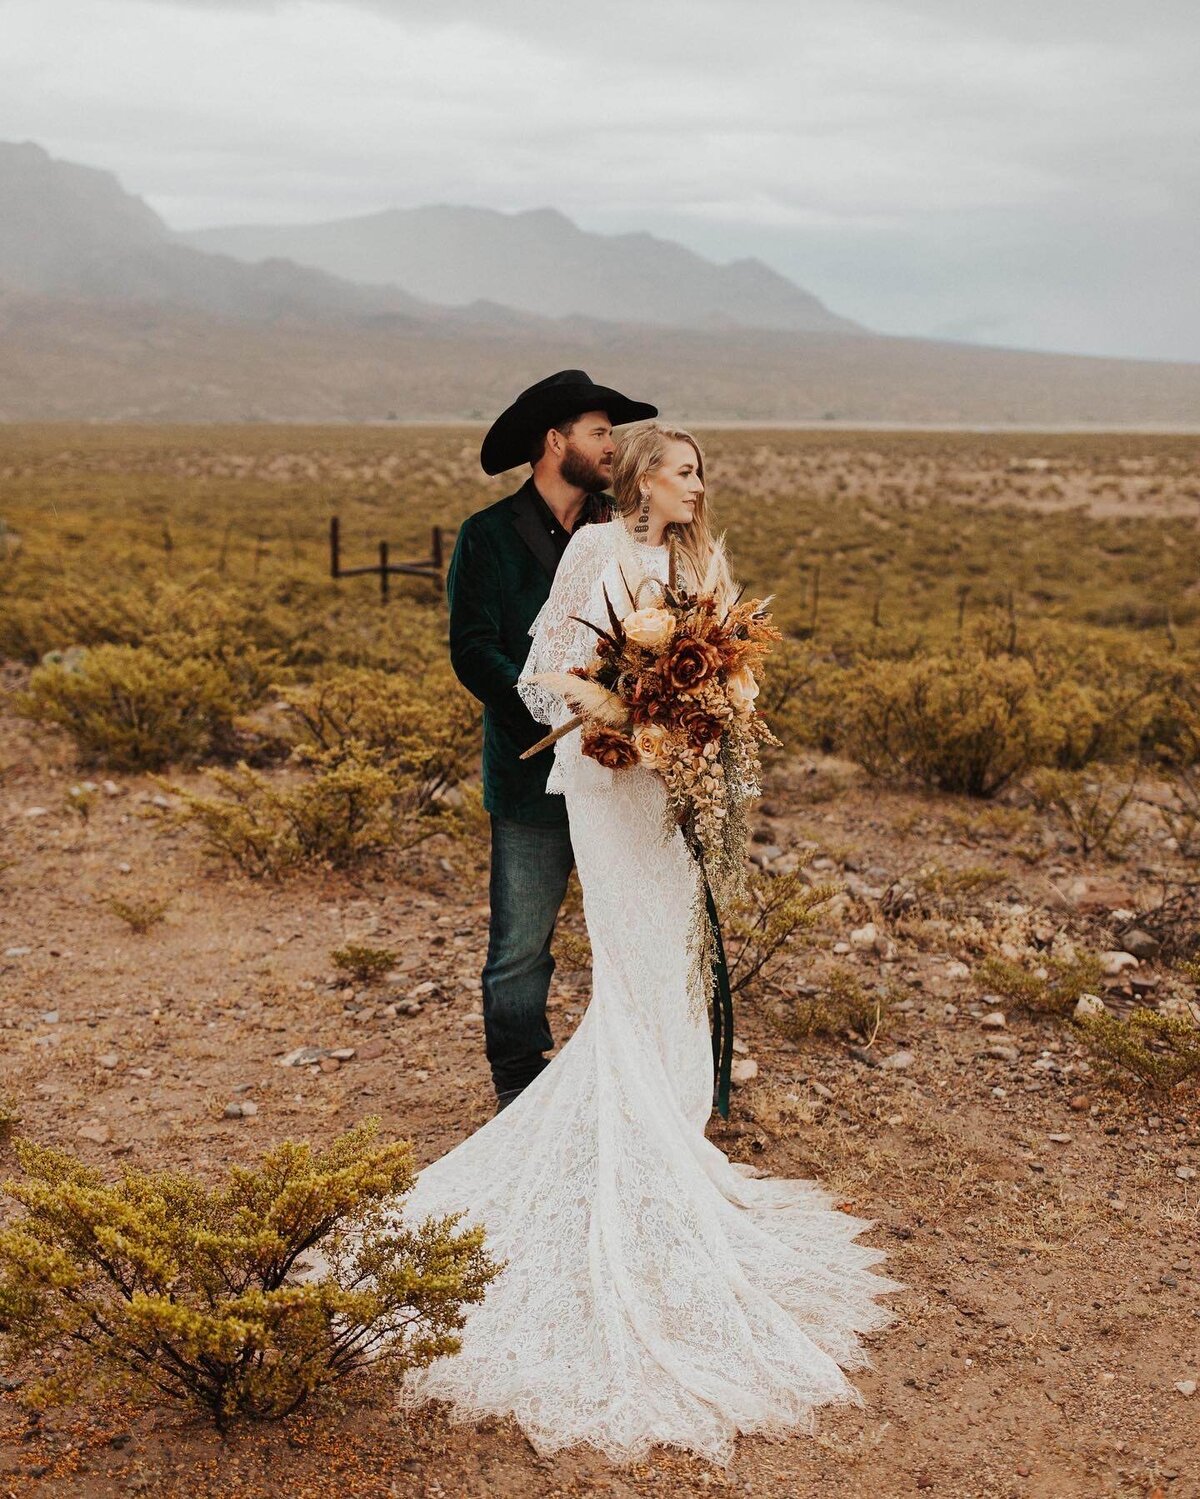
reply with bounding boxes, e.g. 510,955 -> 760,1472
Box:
447,521 -> 546,749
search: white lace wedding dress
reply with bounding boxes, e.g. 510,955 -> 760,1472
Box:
392,518 -> 899,1465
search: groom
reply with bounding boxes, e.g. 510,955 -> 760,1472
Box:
448,370 -> 657,1112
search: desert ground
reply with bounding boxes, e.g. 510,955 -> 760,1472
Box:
0,426 -> 1198,1498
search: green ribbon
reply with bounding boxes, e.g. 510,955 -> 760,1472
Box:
701,868 -> 734,1121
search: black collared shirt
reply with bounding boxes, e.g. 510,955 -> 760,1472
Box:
530,485 -> 612,559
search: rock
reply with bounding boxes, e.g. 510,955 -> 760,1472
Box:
1047,1133 -> 1072,1144
101,780 -> 120,796
944,960 -> 971,981
811,1080 -> 834,1101
410,981 -> 437,999
1176,1166 -> 1197,1181
24,806 -> 49,818
76,1122 -> 111,1145
1120,928 -> 1160,960
223,1102 -> 245,1119
1068,1093 -> 1091,1111
397,1000 -> 423,1016
1074,993 -> 1106,1020
986,1043 -> 1020,1063
730,1057 -> 758,1084
1074,879 -> 1134,914
749,845 -> 782,867
1175,1379 -> 1197,1397
357,1037 -> 387,1061
732,1038 -> 749,1055
880,1050 -> 914,1071
943,1003 -> 958,1019
41,1010 -> 59,1025
328,1047 -> 357,1061
980,1012 -> 1006,1030
849,923 -> 877,950
318,1056 -> 341,1073
1100,951 -> 1139,977
240,1100 -> 258,1117
278,1046 -> 327,1067
1160,994 -> 1200,1026
832,941 -> 851,955
97,1052 -> 120,1070
5,946 -> 32,958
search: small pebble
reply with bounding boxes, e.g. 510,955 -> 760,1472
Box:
980,1012 -> 1006,1029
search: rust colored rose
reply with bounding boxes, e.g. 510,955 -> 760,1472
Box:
628,670 -> 671,725
663,636 -> 722,693
581,725 -> 639,770
678,704 -> 723,750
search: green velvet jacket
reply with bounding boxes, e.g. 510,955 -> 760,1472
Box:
447,479 -> 610,825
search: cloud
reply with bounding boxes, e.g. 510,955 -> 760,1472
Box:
1,0 -> 1197,359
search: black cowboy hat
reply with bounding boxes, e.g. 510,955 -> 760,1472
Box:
480,369 -> 658,476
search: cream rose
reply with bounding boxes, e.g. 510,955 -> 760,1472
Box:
623,607 -> 676,650
633,723 -> 670,765
727,665 -> 759,711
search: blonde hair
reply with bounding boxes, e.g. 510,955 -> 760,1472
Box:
611,423 -> 733,600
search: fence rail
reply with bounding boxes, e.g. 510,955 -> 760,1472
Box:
329,518 -> 454,601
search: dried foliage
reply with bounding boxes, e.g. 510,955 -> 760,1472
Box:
1075,1006 -> 1200,1093
0,1121 -> 499,1429
725,871 -> 838,996
974,952 -> 1105,1017
1026,764 -> 1142,858
103,894 -> 170,934
779,966 -> 899,1045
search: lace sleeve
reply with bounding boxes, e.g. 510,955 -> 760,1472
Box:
517,523 -> 613,729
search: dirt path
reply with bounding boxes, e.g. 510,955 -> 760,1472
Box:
1,694 -> 1197,1499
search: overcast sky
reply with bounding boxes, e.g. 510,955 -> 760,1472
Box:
3,0 -> 1198,361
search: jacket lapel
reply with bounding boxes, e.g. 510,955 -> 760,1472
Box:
508,480 -> 560,582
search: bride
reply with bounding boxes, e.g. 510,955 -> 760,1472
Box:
392,422 -> 899,1466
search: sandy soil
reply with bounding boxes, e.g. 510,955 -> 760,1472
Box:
1,683 -> 1197,1499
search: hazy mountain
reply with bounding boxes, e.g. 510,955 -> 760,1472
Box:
182,204 -> 864,335
3,140 -> 1199,426
0,141 -> 438,325
5,291 -> 1200,427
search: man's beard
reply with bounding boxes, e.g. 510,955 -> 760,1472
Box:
560,443 -> 611,494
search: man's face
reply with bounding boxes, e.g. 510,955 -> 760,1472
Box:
558,410 -> 615,493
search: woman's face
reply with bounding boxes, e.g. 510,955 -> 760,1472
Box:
645,439 -> 704,529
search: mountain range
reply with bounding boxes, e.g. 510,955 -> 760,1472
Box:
2,140 -> 1198,428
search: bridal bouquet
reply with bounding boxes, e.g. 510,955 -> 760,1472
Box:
521,547 -> 780,899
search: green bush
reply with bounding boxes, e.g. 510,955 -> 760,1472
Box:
16,645 -> 243,770
1026,764 -> 1141,858
331,944 -> 398,985
0,1121 -> 499,1429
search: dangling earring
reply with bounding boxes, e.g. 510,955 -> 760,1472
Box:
634,487 -> 651,536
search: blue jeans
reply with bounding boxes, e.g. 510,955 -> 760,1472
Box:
482,815 -> 575,1096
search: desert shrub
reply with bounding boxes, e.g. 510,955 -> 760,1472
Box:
276,665 -> 479,804
975,952 -> 1105,1017
0,1102 -> 18,1151
104,895 -> 170,934
0,1121 -> 499,1428
1075,1006 -> 1200,1092
808,652 -> 1061,797
331,944 -> 397,985
1133,875 -> 1200,961
160,739 -> 455,875
725,871 -> 838,995
1026,764 -> 1141,858
881,861 -> 1007,920
779,966 -> 899,1045
16,646 -> 243,770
